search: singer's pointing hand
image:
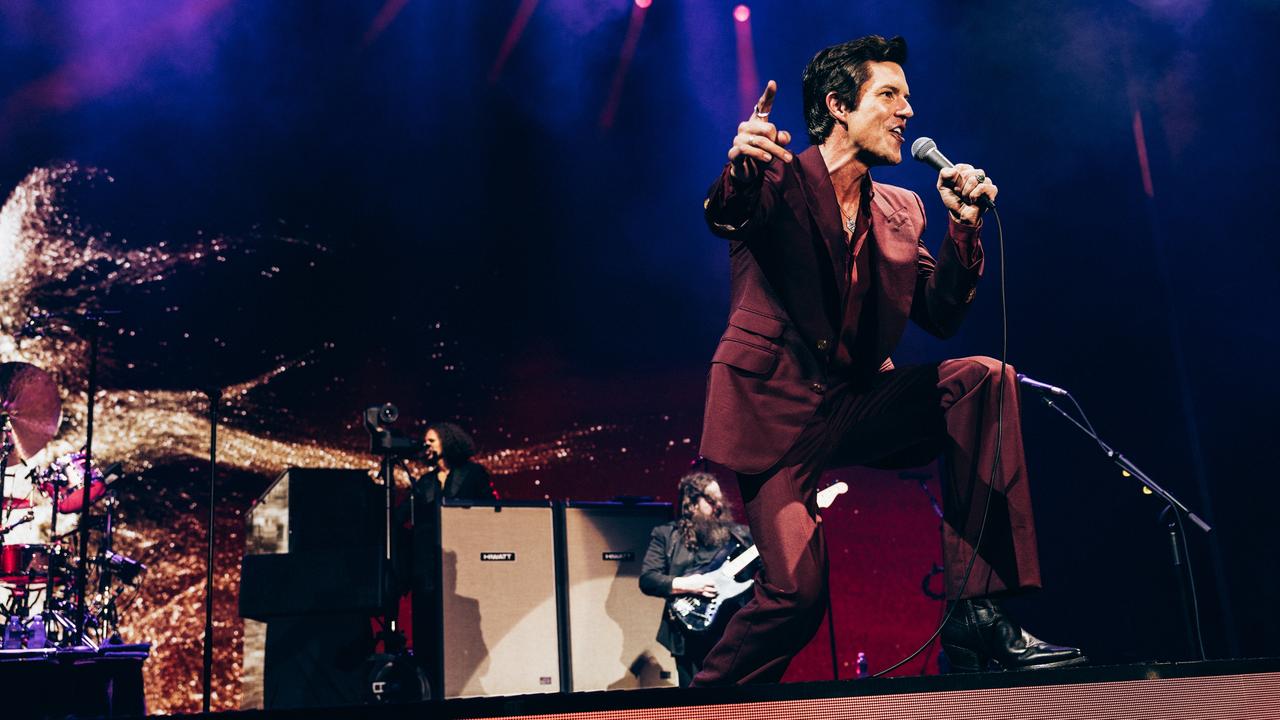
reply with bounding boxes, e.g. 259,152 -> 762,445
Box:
728,80 -> 793,182
938,163 -> 998,225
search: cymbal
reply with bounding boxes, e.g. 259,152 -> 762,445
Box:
0,362 -> 62,466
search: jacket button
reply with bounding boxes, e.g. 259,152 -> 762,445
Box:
810,382 -> 826,394
816,339 -> 830,351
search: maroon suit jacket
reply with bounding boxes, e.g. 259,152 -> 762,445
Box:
700,146 -> 984,475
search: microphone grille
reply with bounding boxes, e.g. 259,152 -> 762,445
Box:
910,136 -> 936,162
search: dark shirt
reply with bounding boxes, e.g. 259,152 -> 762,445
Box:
639,520 -> 752,656
418,460 -> 494,504
833,173 -> 876,378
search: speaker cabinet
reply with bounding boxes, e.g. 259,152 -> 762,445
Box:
560,503 -> 677,691
437,502 -> 561,698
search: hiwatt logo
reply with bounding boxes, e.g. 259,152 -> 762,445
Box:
480,552 -> 516,562
602,551 -> 635,561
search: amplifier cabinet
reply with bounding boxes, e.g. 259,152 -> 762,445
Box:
560,503 -> 677,691
436,502 -> 562,698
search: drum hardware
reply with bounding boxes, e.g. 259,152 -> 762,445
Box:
29,311 -> 114,650
0,361 -> 70,651
0,354 -> 145,653
0,543 -> 77,650
0,511 -> 35,538
100,549 -> 146,585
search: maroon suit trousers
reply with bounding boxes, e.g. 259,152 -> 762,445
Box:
692,356 -> 1042,686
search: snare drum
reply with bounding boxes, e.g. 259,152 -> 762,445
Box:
0,544 -> 62,585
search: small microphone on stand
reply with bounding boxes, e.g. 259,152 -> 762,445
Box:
1016,373 -> 1068,396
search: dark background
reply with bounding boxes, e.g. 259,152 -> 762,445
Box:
0,0 -> 1276,712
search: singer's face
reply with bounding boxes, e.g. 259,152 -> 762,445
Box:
425,429 -> 442,456
845,61 -> 913,166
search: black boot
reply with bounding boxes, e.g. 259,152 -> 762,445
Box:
941,599 -> 1087,673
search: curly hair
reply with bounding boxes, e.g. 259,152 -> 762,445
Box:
426,421 -> 478,466
801,35 -> 908,145
675,471 -> 734,550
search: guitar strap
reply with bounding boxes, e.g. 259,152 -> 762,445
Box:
666,524 -> 680,568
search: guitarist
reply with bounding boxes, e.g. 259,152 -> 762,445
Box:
639,472 -> 753,687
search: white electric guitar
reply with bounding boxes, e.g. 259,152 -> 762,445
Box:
666,481 -> 849,632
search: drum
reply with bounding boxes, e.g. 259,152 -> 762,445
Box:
0,543 -> 63,585
35,452 -> 107,513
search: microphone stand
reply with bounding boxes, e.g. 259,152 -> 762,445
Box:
1027,384 -> 1211,661
201,386 -> 221,713
74,312 -> 104,648
0,421 -> 12,527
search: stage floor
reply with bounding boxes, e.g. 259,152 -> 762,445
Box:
173,658 -> 1280,720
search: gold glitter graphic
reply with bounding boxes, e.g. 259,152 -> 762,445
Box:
0,165 -> 617,713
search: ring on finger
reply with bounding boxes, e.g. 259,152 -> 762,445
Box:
975,173 -> 986,184
754,105 -> 770,119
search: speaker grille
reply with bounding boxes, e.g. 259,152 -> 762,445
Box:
562,504 -> 676,691
440,504 -> 561,698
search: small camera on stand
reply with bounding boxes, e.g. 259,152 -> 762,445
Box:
363,403 -> 424,457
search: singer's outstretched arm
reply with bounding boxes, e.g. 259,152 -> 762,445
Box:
705,81 -> 793,239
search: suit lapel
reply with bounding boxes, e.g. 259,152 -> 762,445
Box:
869,181 -> 920,359
795,147 -> 850,303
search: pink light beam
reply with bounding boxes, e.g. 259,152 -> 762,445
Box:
1132,109 -> 1155,198
599,2 -> 650,129
734,6 -> 759,118
489,0 -> 542,84
362,0 -> 411,47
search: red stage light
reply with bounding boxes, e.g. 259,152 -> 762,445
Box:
734,4 -> 750,22
635,0 -> 652,9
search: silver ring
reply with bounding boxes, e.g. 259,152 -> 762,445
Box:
754,106 -> 770,119
975,173 -> 986,184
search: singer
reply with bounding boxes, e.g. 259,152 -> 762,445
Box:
419,422 -> 495,502
695,35 -> 1083,684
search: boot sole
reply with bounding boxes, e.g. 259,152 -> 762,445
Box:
1004,655 -> 1090,672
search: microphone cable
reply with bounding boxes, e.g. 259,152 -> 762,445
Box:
872,204 -> 1007,678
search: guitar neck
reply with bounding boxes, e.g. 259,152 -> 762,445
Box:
718,482 -> 847,577
722,545 -> 759,576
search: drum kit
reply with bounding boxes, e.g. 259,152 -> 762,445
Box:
0,361 -> 145,651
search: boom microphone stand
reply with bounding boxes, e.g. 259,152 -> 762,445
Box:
74,312 -> 111,647
1019,374 -> 1211,660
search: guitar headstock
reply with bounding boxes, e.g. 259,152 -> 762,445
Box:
816,481 -> 849,510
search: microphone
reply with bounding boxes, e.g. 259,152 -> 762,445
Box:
1016,373 -> 1068,397
910,137 -> 994,210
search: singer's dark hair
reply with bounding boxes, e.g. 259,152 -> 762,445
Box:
802,35 -> 908,145
427,421 -> 478,466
